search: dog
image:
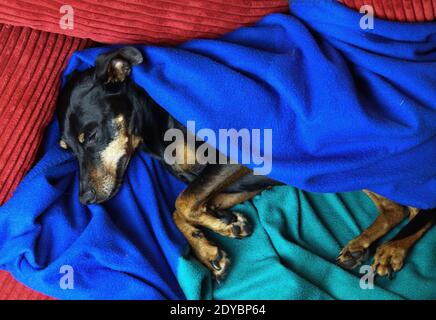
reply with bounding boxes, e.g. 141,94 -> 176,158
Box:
57,47 -> 435,280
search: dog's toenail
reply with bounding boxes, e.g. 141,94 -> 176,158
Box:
219,212 -> 237,225
232,225 -> 241,236
350,251 -> 360,258
211,250 -> 223,271
244,222 -> 253,235
387,266 -> 394,280
211,261 -> 221,271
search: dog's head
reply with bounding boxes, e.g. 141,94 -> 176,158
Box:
57,47 -> 145,204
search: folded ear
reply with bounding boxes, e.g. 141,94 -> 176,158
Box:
95,47 -> 143,84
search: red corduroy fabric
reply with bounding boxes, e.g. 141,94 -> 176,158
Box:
0,26 -> 91,300
0,0 -> 289,44
0,271 -> 52,300
342,0 -> 435,21
0,0 -> 434,300
0,25 -> 93,204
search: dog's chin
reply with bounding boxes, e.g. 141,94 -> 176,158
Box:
89,155 -> 131,204
94,180 -> 124,204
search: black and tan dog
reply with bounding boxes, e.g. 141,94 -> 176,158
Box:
57,47 -> 435,280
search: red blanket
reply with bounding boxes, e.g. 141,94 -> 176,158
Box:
0,0 -> 434,300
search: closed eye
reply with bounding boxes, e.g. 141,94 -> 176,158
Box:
87,129 -> 98,143
80,123 -> 99,145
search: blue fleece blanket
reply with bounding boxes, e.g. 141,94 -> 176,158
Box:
0,1 -> 435,299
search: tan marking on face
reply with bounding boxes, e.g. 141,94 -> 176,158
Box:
100,120 -> 128,174
59,140 -> 68,149
78,132 -> 85,144
130,135 -> 142,149
89,115 -> 141,199
89,165 -> 116,198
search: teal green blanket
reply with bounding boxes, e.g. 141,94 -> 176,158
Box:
178,188 -> 436,299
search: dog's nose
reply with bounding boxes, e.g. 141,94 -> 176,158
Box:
80,188 -> 96,204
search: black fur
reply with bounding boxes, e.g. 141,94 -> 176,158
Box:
57,47 -> 280,204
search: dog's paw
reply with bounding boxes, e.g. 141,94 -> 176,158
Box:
337,236 -> 371,270
189,238 -> 230,282
210,248 -> 231,282
371,241 -> 407,279
218,211 -> 253,239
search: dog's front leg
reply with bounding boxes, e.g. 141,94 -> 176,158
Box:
372,208 -> 435,277
173,164 -> 252,280
337,190 -> 408,269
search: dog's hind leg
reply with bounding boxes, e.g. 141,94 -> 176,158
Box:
337,190 -> 408,270
173,164 -> 252,279
372,208 -> 435,278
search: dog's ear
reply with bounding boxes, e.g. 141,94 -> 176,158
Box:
95,47 -> 143,84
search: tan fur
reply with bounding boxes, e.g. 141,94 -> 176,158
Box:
337,190 -> 408,268
78,132 -> 85,144
89,167 -> 116,197
208,191 -> 261,210
372,219 -> 432,276
175,192 -> 201,219
59,140 -> 68,149
173,210 -> 229,278
196,212 -> 251,238
408,207 -> 420,220
172,166 -> 255,278
362,189 -> 407,240
101,120 -> 128,173
337,190 -> 426,276
91,115 -> 141,198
